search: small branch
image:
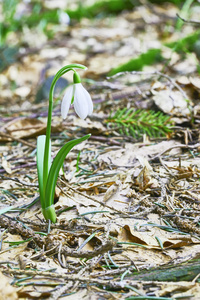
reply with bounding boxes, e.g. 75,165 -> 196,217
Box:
59,178 -> 130,216
4,260 -> 200,288
0,267 -> 141,290
108,70 -> 188,99
0,215 -> 44,248
150,143 -> 200,161
176,13 -> 200,25
0,174 -> 38,187
61,239 -> 116,258
90,135 -> 121,146
0,131 -> 36,149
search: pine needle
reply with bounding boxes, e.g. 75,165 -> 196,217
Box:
105,109 -> 172,138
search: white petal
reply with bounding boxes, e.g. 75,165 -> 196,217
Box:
74,83 -> 93,119
61,85 -> 74,119
81,85 -> 93,115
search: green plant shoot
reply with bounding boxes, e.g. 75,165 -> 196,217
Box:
106,108 -> 172,138
36,64 -> 93,223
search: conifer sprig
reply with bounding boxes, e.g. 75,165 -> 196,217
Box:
105,108 -> 172,138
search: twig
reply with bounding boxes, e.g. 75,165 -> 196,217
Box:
150,143 -> 200,161
92,86 -> 143,104
59,178 -> 130,216
176,13 -> 200,25
51,254 -> 103,299
0,131 -> 36,149
49,281 -> 74,300
173,216 -> 200,236
61,239 -> 116,258
90,135 -> 121,146
90,263 -> 134,278
0,267 -> 141,290
108,70 -> 188,99
0,215 -> 44,248
0,174 -> 38,187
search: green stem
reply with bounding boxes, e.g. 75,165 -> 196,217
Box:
42,64 -> 87,204
42,205 -> 57,224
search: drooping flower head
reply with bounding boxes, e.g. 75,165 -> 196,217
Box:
61,71 -> 93,120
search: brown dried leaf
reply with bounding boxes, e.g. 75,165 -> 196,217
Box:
189,76 -> 200,90
0,233 -> 29,263
1,117 -> 61,139
152,90 -> 191,116
118,221 -> 200,250
159,282 -> 197,297
1,155 -> 12,174
97,140 -> 181,167
118,225 -> 154,246
103,183 -> 119,202
159,283 -> 200,300
135,166 -> 158,190
0,271 -> 18,300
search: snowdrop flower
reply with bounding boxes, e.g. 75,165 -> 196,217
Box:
61,71 -> 93,120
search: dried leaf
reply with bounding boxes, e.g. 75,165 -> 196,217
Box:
1,117 -> 61,139
152,90 -> 191,116
0,272 -> 18,300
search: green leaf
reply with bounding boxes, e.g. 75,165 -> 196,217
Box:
105,109 -> 172,138
45,134 -> 91,210
42,205 -> 57,223
4,238 -> 32,245
176,0 -> 194,31
165,29 -> 200,53
0,205 -> 14,215
108,48 -> 163,76
67,0 -> 135,20
36,135 -> 51,208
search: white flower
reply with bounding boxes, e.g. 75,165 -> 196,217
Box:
61,83 -> 93,120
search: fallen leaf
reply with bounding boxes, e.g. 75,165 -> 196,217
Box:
0,271 -> 18,300
152,90 -> 191,116
1,117 -> 61,139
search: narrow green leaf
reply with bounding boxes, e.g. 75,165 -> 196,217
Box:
123,108 -> 134,119
0,206 -> 14,215
155,236 -> 164,250
45,134 -> 90,209
106,108 -> 172,138
4,238 -> 32,245
77,231 -> 97,252
36,135 -> 51,208
42,205 -> 57,223
116,107 -> 127,120
108,48 -> 162,76
129,126 -> 136,137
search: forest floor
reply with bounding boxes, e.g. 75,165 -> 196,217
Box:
0,1 -> 200,299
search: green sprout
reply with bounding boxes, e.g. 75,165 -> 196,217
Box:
36,64 -> 93,223
106,108 -> 172,138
